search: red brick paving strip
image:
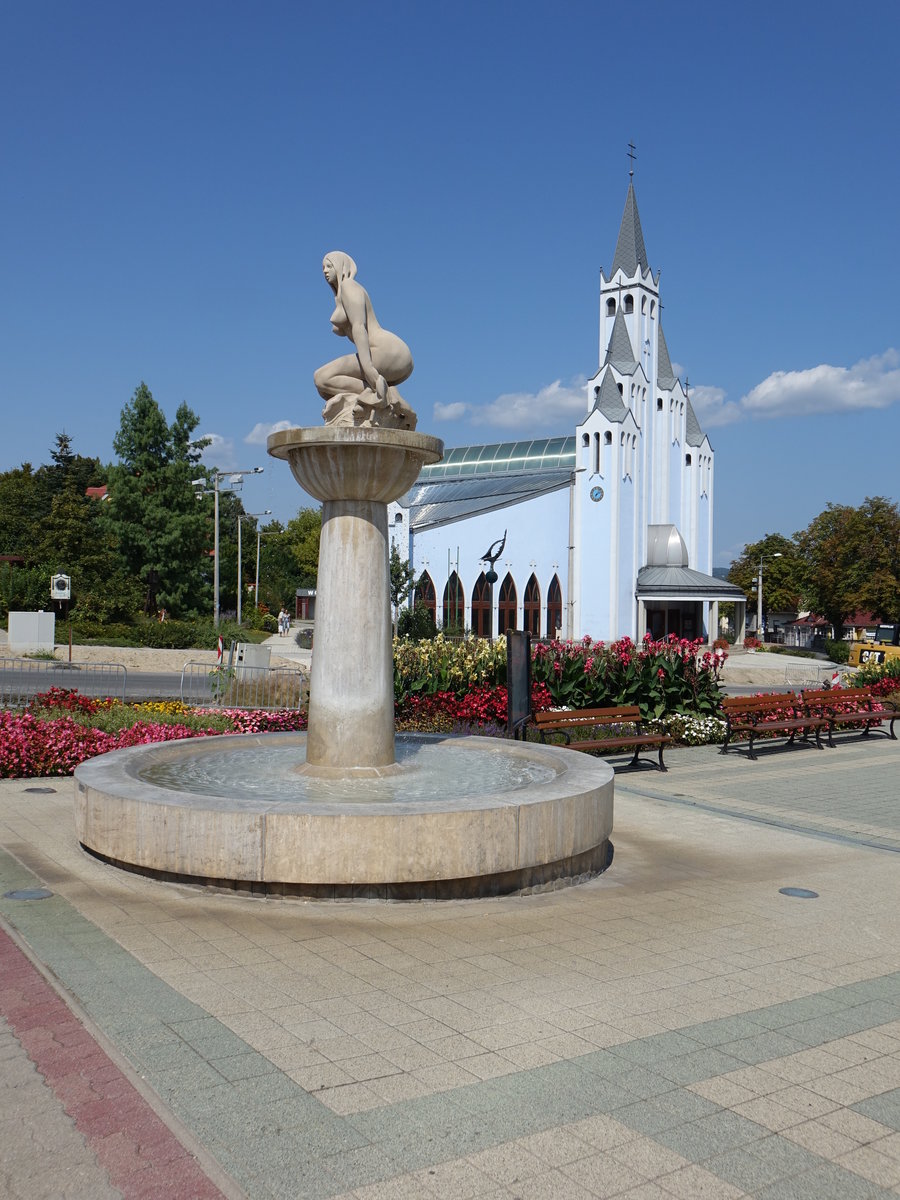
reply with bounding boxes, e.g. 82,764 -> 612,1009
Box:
0,925 -> 227,1199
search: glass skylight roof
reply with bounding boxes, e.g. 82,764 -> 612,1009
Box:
419,438 -> 576,480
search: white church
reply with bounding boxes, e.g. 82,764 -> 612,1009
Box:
389,178 -> 746,644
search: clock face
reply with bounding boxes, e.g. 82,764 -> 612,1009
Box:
590,486 -> 604,502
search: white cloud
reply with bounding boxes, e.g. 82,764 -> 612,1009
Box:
433,401 -> 471,422
689,385 -> 743,428
198,432 -> 235,468
739,349 -> 900,419
244,420 -> 293,444
473,377 -> 588,430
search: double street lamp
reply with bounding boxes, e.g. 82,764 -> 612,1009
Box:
192,468 -> 264,626
237,511 -> 272,624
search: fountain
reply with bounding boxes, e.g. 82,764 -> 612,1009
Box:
74,252 -> 614,898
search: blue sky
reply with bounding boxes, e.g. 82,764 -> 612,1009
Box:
2,1 -> 898,567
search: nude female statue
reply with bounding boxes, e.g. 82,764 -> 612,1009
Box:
314,252 -> 417,430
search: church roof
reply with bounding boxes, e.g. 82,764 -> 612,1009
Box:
610,181 -> 650,278
604,309 -> 638,375
592,368 -> 629,421
636,565 -> 747,600
417,437 -> 575,480
685,396 -> 704,446
657,324 -> 677,390
403,437 -> 576,531
399,470 -> 573,532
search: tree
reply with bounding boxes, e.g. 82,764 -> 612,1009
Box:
103,383 -> 211,618
287,508 -> 321,588
728,533 -> 805,625
796,497 -> 900,630
390,543 -> 416,635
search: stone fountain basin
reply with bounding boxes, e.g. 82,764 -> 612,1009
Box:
74,732 -> 614,899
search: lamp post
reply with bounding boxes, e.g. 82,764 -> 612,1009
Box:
480,531 -> 507,642
756,552 -> 782,640
193,468 -> 264,626
237,511 -> 271,624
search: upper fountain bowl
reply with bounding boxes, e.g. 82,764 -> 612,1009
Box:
267,427 -> 443,504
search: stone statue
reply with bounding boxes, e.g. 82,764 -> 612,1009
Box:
314,252 -> 417,430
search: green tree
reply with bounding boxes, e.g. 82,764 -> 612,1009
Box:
727,532 -> 805,624
390,542 -> 416,635
287,507 -> 321,588
796,497 -> 900,630
104,383 -> 211,618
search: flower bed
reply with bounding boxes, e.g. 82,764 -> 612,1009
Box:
0,690 -> 307,779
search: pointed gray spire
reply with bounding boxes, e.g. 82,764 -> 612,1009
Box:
610,181 -> 650,278
592,367 -> 628,421
657,323 -> 676,390
604,308 -> 638,374
685,395 -> 704,446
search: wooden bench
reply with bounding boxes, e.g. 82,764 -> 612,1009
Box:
720,693 -> 829,760
531,705 -> 672,771
801,687 -> 899,746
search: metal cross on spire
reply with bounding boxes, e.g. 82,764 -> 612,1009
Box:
627,141 -> 636,178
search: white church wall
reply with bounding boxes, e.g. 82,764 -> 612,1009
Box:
397,488 -> 571,636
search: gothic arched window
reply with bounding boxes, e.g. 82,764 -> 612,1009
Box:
498,573 -> 517,633
442,572 -> 464,632
523,574 -> 541,637
624,294 -> 634,314
415,571 -> 436,623
471,573 -> 491,638
546,575 -> 563,639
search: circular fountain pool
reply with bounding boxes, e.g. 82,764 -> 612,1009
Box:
74,732 -> 614,899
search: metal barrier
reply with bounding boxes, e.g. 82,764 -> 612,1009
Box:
0,658 -> 128,707
181,662 -> 308,711
783,663 -> 841,687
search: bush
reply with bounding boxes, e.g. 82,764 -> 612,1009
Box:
397,603 -> 438,640
825,638 -> 850,664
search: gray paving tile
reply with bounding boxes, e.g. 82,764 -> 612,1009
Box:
657,1047 -> 747,1085
717,1030 -> 810,1064
753,1161 -> 891,1199
853,1088 -> 900,1131
654,1109 -> 768,1159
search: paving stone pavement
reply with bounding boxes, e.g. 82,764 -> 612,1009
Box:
0,733 -> 899,1199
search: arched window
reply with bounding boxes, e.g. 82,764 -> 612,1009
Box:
394,512 -> 403,523
624,294 -> 634,314
606,298 -> 616,317
641,296 -> 647,314
685,453 -> 692,466
523,574 -> 541,637
498,573 -> 517,633
442,572 -> 464,632
415,571 -> 436,624
471,573 -> 491,638
617,382 -> 624,395
604,431 -> 612,444
546,575 -> 562,639
650,300 -> 656,316
593,430 -> 601,474
657,397 -> 663,411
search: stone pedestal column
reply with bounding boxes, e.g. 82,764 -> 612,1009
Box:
268,426 -> 443,773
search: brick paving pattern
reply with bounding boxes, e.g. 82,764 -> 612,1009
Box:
0,734 -> 898,1198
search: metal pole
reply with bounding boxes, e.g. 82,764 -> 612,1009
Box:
757,559 -> 763,638
255,530 -> 261,609
237,512 -> 242,625
213,476 -> 220,627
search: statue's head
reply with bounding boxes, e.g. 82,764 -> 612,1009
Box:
322,252 -> 357,294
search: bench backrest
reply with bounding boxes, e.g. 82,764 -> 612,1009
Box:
721,693 -> 799,715
802,687 -> 872,706
532,705 -> 643,729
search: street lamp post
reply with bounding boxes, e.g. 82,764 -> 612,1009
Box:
237,511 -> 271,624
193,468 -> 264,626
756,552 -> 783,640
